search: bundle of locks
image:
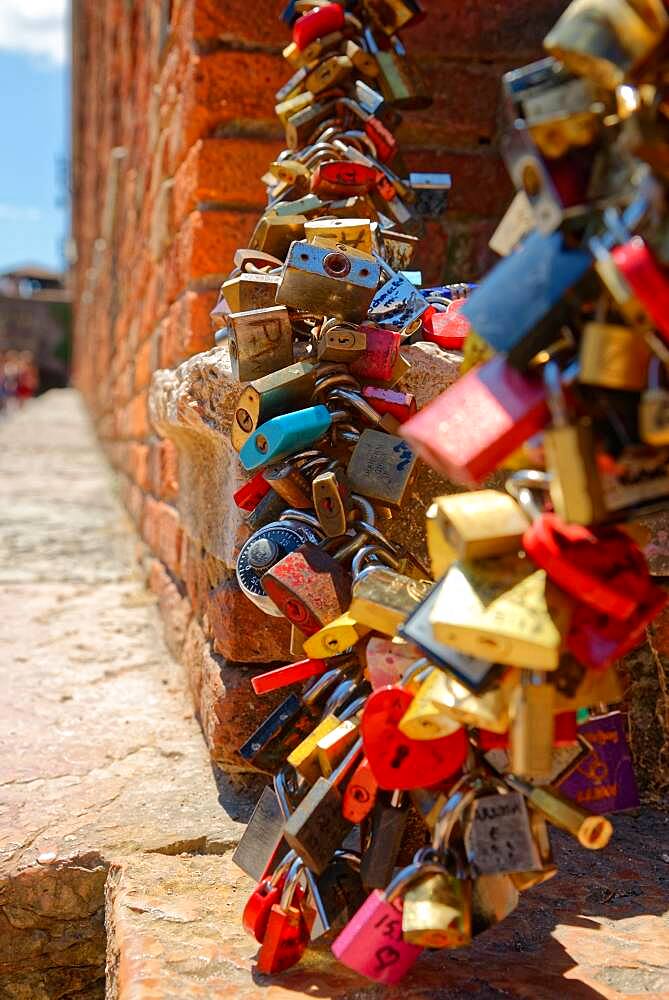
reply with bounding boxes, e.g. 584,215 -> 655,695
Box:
211,0 -> 669,983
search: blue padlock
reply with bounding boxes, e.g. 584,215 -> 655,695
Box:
460,229 -> 593,369
239,405 -> 333,471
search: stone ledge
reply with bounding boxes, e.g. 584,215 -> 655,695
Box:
106,811 -> 669,1000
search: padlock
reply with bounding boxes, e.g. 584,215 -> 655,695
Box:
541,361 -> 607,525
251,656 -> 329,695
304,216 -> 373,253
268,158 -> 312,187
233,471 -> 272,512
579,321 -> 651,390
331,862 -> 424,984
566,583 -> 666,671
257,857 -> 315,973
285,101 -> 340,149
508,672 -> 556,781
263,462 -> 313,509
349,564 -> 433,636
639,356 -> 669,445
342,755 -> 379,822
368,257 -> 429,332
315,322 -> 368,363
231,361 -> 317,452
283,738 -> 363,873
426,491 -> 530,566
360,790 -> 409,889
239,405 -> 334,471
423,298 -> 471,350
465,228 -> 593,362
288,694 -> 361,783
401,354 -> 549,486
523,512 -> 654,620
364,29 -> 431,111
310,160 -> 379,198
557,709 -> 640,814
361,676 -> 468,791
238,670 -> 341,772
399,667 -> 518,740
236,518 -> 320,616
471,871 -> 519,936
302,611 -> 371,658
346,429 -> 418,507
305,54 -> 353,95
400,584 -> 501,692
243,852 -> 301,942
428,555 -> 571,671
250,213 -> 307,259
221,273 -> 281,314
244,489 -> 289,532
544,0 -> 668,91
228,306 -> 294,383
506,774 -> 613,850
276,241 -> 380,321
362,386 -> 416,424
362,0 -> 425,35
232,785 -> 289,882
292,2 -> 345,49
610,235 -> 669,345
275,90 -> 314,126
311,470 -> 349,537
348,325 -> 401,382
262,542 -> 352,636
363,635 -> 423,690
275,64 -> 309,103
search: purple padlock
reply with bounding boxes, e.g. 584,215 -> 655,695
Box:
331,863 -> 424,983
557,711 -> 640,814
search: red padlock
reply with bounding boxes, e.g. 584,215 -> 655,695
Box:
293,3 -> 345,50
423,299 -> 471,350
365,116 -> 397,163
243,856 -> 301,943
612,236 -> 669,344
375,172 -> 397,202
362,386 -> 417,423
350,326 -> 401,382
252,657 -> 328,695
401,353 -> 549,485
261,543 -> 352,636
523,513 -> 653,621
256,861 -> 314,974
310,160 -> 379,197
567,585 -> 667,671
233,471 -> 271,512
361,686 -> 468,790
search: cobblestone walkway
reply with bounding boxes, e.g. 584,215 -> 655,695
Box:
0,391 -> 668,1000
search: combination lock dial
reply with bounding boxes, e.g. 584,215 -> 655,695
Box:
236,520 -> 319,616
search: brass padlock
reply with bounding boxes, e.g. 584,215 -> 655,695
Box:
275,91 -> 313,127
228,306 -> 294,382
428,555 -> 571,671
401,865 -> 472,948
346,429 -> 418,508
544,0 -> 668,90
508,672 -> 556,782
232,361 -> 317,452
250,213 -> 307,260
263,463 -> 313,509
399,667 -> 518,740
364,30 -> 431,110
305,54 -> 353,95
426,491 -> 529,573
579,321 -> 651,391
349,565 -> 433,636
286,100 -> 338,149
315,323 -> 368,363
276,241 -> 380,322
304,217 -> 374,254
222,273 -> 281,314
639,356 -> 669,445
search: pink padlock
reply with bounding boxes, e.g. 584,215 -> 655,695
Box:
424,298 -> 471,350
350,325 -> 401,382
364,636 -> 423,689
331,863 -> 424,983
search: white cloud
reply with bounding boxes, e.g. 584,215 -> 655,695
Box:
0,1 -> 67,65
0,204 -> 43,222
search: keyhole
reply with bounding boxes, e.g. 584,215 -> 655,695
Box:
323,497 -> 334,513
390,744 -> 410,769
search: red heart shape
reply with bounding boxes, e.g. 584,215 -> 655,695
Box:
361,687 -> 468,791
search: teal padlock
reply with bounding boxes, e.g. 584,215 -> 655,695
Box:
239,405 -> 333,471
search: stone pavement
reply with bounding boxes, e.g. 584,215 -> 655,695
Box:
1,390 -> 668,1000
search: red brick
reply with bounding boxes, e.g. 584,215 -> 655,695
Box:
150,439 -> 180,501
174,0 -> 286,48
165,210 -> 257,303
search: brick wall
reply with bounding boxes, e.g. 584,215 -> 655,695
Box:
70,0 -> 585,770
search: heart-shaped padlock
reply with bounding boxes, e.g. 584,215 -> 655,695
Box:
523,513 -> 651,621
361,686 -> 467,791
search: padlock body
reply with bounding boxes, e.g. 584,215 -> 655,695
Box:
360,798 -> 409,889
349,326 -> 400,381
276,241 -> 380,321
229,306 -> 294,382
640,388 -> 669,445
346,429 -> 418,507
401,872 -> 472,948
283,779 -> 353,874
543,418 -> 607,525
240,405 -> 332,471
331,890 -> 423,984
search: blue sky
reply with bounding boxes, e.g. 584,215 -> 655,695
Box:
0,2 -> 68,274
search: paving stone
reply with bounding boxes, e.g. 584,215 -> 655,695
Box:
106,810 -> 669,1000
0,392 -> 251,999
